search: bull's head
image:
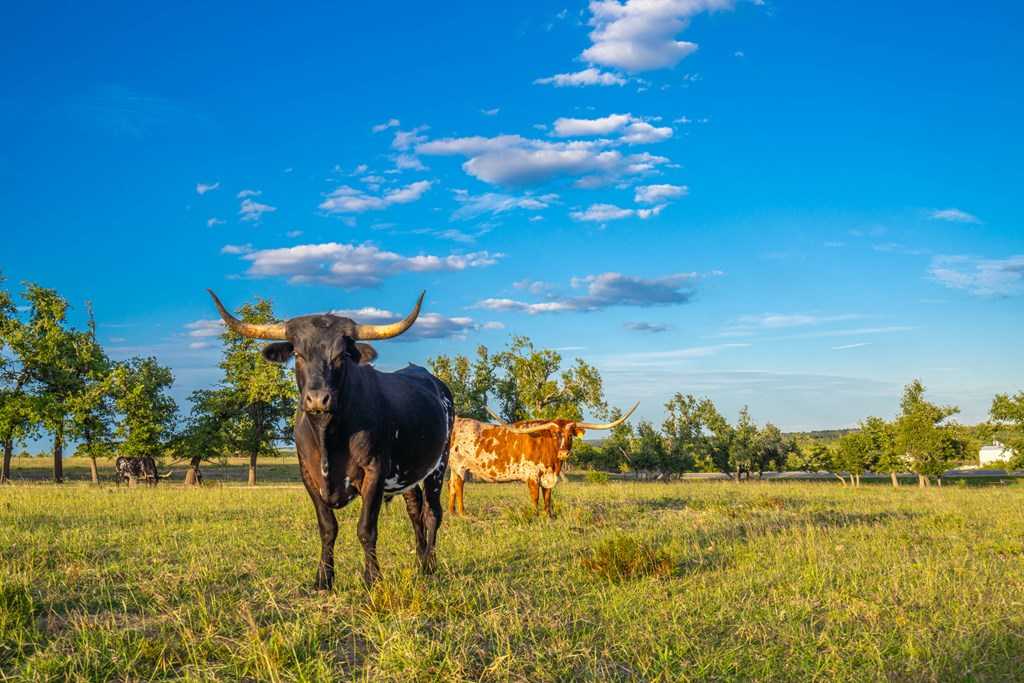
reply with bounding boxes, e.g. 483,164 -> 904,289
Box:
207,290 -> 424,476
487,402 -> 639,459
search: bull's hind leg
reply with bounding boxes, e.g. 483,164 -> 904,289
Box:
541,486 -> 554,518
403,486 -> 428,561
527,478 -> 540,513
448,472 -> 465,515
418,463 -> 446,574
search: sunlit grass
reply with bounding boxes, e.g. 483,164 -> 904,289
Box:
3,475 -> 1024,681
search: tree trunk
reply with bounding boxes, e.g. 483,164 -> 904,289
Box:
918,474 -> 927,488
937,476 -> 943,488
890,471 -> 899,488
1,437 -> 12,484
185,456 -> 202,486
53,427 -> 64,484
248,451 -> 257,486
89,456 -> 99,485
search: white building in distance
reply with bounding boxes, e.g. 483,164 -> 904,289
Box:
979,441 -> 1015,466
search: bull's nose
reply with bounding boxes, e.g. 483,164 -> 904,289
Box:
303,390 -> 333,413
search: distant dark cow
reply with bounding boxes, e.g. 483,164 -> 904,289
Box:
115,456 -> 164,486
209,289 -> 453,589
448,403 -> 637,516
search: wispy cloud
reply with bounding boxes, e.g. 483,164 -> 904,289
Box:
239,198 -> 277,222
635,183 -> 687,203
929,254 -> 1024,297
930,208 -> 981,224
481,107 -> 500,116
227,241 -> 501,288
372,118 -> 400,133
206,217 -> 225,228
624,321 -> 672,333
237,189 -> 262,199
329,307 -> 498,341
832,342 -> 870,350
551,113 -> 672,144
196,181 -> 220,195
534,68 -> 627,87
476,271 -> 704,314
570,203 -> 665,222
451,190 -> 557,221
319,180 -> 432,214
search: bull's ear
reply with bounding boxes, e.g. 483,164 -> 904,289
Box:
262,342 -> 294,363
353,342 -> 378,365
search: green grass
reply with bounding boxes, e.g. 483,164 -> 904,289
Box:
3,476 -> 1024,681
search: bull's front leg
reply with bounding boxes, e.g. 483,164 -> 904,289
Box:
312,499 -> 339,590
357,468 -> 384,587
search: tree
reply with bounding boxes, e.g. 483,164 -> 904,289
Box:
0,274 -> 40,482
109,357 -> 178,459
754,422 -> 792,478
894,380 -> 966,487
217,299 -> 294,486
861,416 -> 902,487
66,304 -> 116,484
428,346 -> 494,420
172,388 -> 233,485
990,391 -> 1024,468
834,431 -> 873,487
729,406 -> 758,481
492,336 -> 607,422
630,420 -> 669,475
15,284 -> 88,483
694,399 -> 733,474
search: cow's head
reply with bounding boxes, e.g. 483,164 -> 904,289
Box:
490,402 -> 639,459
207,289 -> 423,419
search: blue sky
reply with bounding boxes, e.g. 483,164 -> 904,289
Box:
2,0 -> 1022,431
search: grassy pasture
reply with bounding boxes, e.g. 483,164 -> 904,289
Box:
2,474 -> 1024,681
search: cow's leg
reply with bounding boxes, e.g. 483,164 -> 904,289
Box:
312,499 -> 339,590
418,462 -> 445,574
527,478 -> 540,513
357,472 -> 384,587
448,472 -> 465,515
403,486 -> 428,561
542,486 -> 555,518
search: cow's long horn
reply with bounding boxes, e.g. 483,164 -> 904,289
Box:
207,290 -> 287,340
485,406 -> 506,424
354,291 -> 425,340
576,401 -> 640,431
509,422 -> 559,434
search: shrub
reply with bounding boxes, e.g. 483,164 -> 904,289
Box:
581,536 -> 673,580
584,470 -> 610,484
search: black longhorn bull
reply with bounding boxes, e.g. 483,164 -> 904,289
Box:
208,290 -> 453,589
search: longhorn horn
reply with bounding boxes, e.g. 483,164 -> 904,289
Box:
207,290 -> 287,340
485,406 -> 506,424
354,292 -> 425,341
576,401 -> 640,431
508,422 -> 560,435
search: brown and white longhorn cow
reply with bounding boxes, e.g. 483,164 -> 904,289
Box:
448,403 -> 638,517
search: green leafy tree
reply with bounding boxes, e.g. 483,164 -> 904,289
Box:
754,422 -> 791,478
861,416 -> 903,486
172,388 -> 233,485
427,346 -> 494,420
728,406 -> 759,481
217,299 -> 295,486
0,275 -> 40,482
66,308 -> 116,484
109,357 -> 178,459
694,400 -> 733,474
15,284 -> 90,483
630,420 -> 669,475
990,391 -> 1024,468
894,380 -> 965,487
834,431 -> 874,487
492,336 -> 607,422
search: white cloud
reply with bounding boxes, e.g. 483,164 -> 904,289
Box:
230,241 -> 501,288
220,243 -> 253,255
476,271 -> 700,314
832,342 -> 870,350
635,183 -> 688,203
329,306 -> 495,341
570,202 -> 666,222
534,68 -> 627,87
392,126 -> 429,151
451,190 -> 558,220
237,189 -> 262,198
206,217 -> 225,228
929,254 -> 1024,297
581,0 -> 734,72
286,229 -> 303,238
196,182 -> 220,195
481,108 -> 501,116
417,133 -> 669,187
185,319 -> 224,339
372,118 -> 400,133
625,321 -> 671,333
394,153 -> 426,171
733,50 -> 745,58
319,180 -> 432,214
930,208 -> 981,224
239,198 -> 277,222
551,113 -> 672,144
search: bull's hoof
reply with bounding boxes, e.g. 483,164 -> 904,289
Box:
313,575 -> 334,591
419,553 -> 438,575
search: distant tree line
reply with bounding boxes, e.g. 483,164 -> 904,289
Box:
0,274 -> 293,485
4,273 -> 1023,487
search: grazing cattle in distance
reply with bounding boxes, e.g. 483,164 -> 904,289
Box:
208,289 -> 453,590
448,403 -> 638,517
115,455 -> 167,486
